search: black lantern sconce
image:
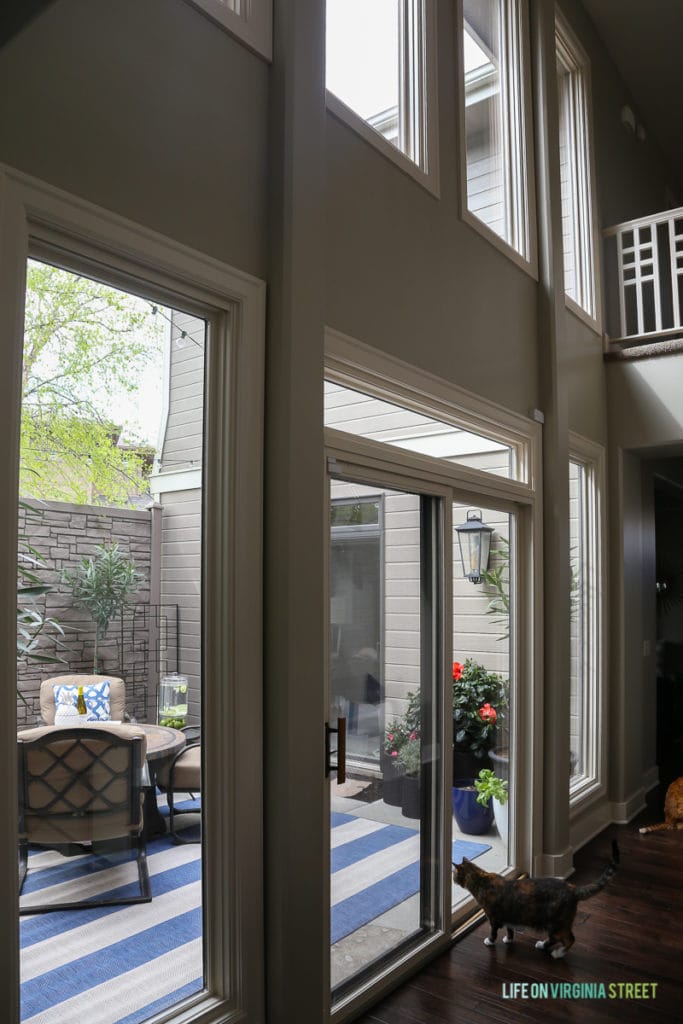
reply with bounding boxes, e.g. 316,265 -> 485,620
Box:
455,509 -> 494,584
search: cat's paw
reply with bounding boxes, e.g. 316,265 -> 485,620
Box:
503,935 -> 513,944
535,940 -> 548,950
484,937 -> 496,947
551,946 -> 567,959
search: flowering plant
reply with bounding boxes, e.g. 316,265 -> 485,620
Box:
384,690 -> 421,763
452,658 -> 508,760
397,732 -> 421,777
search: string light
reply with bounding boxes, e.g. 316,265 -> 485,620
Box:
149,303 -> 205,350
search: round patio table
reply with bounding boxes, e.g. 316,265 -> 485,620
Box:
131,723 -> 186,839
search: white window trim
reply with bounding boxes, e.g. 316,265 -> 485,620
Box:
326,0 -> 440,198
457,0 -> 538,278
325,326 -> 541,493
556,11 -> 602,332
568,432 -> 607,813
0,165 -> 265,1024
184,0 -> 272,61
323,327 -> 543,932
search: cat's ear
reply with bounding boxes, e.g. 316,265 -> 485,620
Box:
461,857 -> 470,864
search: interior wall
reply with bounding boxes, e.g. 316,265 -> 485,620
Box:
0,0 -> 269,278
324,0 -> 539,420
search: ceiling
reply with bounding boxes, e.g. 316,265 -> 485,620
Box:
581,0 -> 683,192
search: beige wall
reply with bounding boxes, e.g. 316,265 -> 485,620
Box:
0,0 -> 269,278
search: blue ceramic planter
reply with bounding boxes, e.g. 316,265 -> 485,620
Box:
452,780 -> 494,835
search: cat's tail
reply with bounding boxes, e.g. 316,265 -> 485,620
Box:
575,840 -> 620,901
638,821 -> 674,833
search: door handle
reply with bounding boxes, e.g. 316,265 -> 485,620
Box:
325,717 -> 346,784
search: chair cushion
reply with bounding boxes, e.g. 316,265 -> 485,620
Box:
157,744 -> 201,790
54,680 -> 111,721
40,675 -> 126,724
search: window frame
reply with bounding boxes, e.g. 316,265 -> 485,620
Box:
184,0 -> 272,61
568,432 -> 607,812
0,165 -> 265,1024
457,0 -> 538,276
325,0 -> 440,196
556,11 -> 601,331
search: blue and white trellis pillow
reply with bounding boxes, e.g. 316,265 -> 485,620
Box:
54,681 -> 111,721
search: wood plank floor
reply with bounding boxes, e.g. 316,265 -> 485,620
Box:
354,787 -> 682,1024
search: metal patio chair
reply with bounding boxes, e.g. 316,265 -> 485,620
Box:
18,724 -> 151,913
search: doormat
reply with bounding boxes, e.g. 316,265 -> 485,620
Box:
331,812 -> 491,944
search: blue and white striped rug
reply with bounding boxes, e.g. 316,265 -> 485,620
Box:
331,812 -> 490,944
20,796 -> 202,1024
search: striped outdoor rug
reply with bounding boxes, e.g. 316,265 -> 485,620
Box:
20,795 -> 202,1024
331,812 -> 490,943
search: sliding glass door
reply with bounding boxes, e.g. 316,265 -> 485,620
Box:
328,476 -> 444,1001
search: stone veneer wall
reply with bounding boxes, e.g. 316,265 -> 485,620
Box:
16,499 -> 163,728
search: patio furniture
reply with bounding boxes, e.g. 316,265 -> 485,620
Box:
127,722 -> 187,838
18,723 -> 151,913
39,674 -> 126,724
156,726 -> 201,843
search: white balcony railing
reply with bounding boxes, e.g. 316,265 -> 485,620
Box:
603,206 -> 683,348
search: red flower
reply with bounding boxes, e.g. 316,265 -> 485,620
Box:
478,703 -> 497,724
391,750 -> 398,757
453,661 -> 464,681
409,731 -> 417,741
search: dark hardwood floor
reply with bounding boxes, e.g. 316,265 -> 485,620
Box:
355,787 -> 682,1024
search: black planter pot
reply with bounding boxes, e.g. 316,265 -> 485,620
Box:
382,761 -> 405,807
401,775 -> 421,819
452,780 -> 494,835
452,747 -> 487,782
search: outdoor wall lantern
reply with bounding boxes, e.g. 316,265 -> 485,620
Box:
455,509 -> 493,584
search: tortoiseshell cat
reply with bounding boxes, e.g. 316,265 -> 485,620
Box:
639,777 -> 683,833
453,841 -> 619,959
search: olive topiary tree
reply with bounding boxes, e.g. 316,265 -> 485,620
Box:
63,543 -> 144,671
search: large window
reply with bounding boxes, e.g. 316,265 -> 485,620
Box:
556,13 -> 598,322
326,0 -> 439,191
460,0 -> 535,267
568,436 -> 605,802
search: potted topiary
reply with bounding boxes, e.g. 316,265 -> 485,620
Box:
63,543 -> 143,672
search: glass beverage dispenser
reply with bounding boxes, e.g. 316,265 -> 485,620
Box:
158,672 -> 189,728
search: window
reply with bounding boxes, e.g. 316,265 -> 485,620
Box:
185,0 -> 272,60
324,380 -> 522,481
568,435 -> 605,803
460,0 -> 535,267
556,13 -> 598,322
326,0 -> 439,192
1,168 -> 264,1024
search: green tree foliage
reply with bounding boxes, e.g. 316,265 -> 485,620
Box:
63,543 -> 144,671
21,260 -> 162,505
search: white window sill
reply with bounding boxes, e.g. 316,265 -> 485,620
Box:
183,0 -> 272,61
326,91 -> 440,199
461,207 -> 538,280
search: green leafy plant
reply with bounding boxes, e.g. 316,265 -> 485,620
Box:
452,659 -> 508,759
384,690 -> 421,762
17,500 -> 66,704
63,543 -> 143,670
474,768 -> 508,808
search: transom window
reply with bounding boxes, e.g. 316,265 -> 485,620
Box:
461,0 -> 534,266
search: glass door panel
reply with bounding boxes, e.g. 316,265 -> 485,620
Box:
451,502 -> 514,912
329,478 -> 442,999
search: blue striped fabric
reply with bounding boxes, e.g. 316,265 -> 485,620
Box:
331,812 -> 490,944
20,794 -> 202,1024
